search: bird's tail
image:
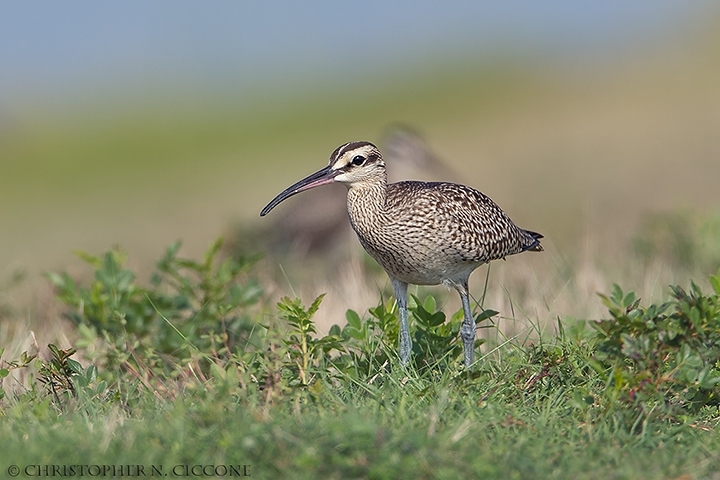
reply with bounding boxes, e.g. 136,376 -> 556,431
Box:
521,229 -> 544,252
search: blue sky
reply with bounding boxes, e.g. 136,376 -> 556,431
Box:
1,1 -> 717,108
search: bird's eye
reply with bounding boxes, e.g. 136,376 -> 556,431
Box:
351,155 -> 365,166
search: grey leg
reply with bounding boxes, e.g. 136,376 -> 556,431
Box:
391,279 -> 411,364
457,283 -> 476,368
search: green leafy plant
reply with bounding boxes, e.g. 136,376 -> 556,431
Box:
591,268 -> 720,416
409,295 -> 493,368
332,298 -> 396,377
0,348 -> 37,402
0,344 -> 111,416
47,238 -> 263,381
277,294 -> 344,386
323,294 -> 496,377
37,344 -> 111,412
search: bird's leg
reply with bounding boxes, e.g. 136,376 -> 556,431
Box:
457,283 -> 476,368
391,279 -> 411,364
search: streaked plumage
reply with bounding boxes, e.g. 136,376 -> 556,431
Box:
261,140 -> 543,367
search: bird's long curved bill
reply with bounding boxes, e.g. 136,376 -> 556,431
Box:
260,165 -> 338,217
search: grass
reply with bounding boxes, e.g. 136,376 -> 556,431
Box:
2,239 -> 720,479
2,365 -> 716,479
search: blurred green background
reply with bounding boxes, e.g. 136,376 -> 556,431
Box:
2,1 -> 720,292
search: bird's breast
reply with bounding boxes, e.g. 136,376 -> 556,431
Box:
348,208 -> 481,286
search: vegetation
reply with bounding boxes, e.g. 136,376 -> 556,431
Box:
2,238 -> 720,479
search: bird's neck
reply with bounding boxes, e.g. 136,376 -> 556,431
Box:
345,176 -> 388,234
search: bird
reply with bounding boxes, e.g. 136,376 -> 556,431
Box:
260,140 -> 543,368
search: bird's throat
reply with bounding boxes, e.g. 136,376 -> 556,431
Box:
346,182 -> 387,235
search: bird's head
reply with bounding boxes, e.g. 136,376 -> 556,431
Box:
260,141 -> 385,217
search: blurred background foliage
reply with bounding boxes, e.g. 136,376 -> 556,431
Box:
2,2 -> 720,333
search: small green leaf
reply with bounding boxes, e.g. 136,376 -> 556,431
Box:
308,294 -> 326,317
423,295 -> 437,313
85,364 -> 97,383
710,270 -> 720,295
47,344 -> 61,360
610,284 -> 624,306
623,291 -> 636,308
67,358 -> 84,375
343,325 -> 365,340
75,250 -> 102,267
345,309 -> 362,329
689,307 -> 702,330
476,309 -> 499,323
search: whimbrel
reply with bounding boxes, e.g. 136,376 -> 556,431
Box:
260,141 -> 543,368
